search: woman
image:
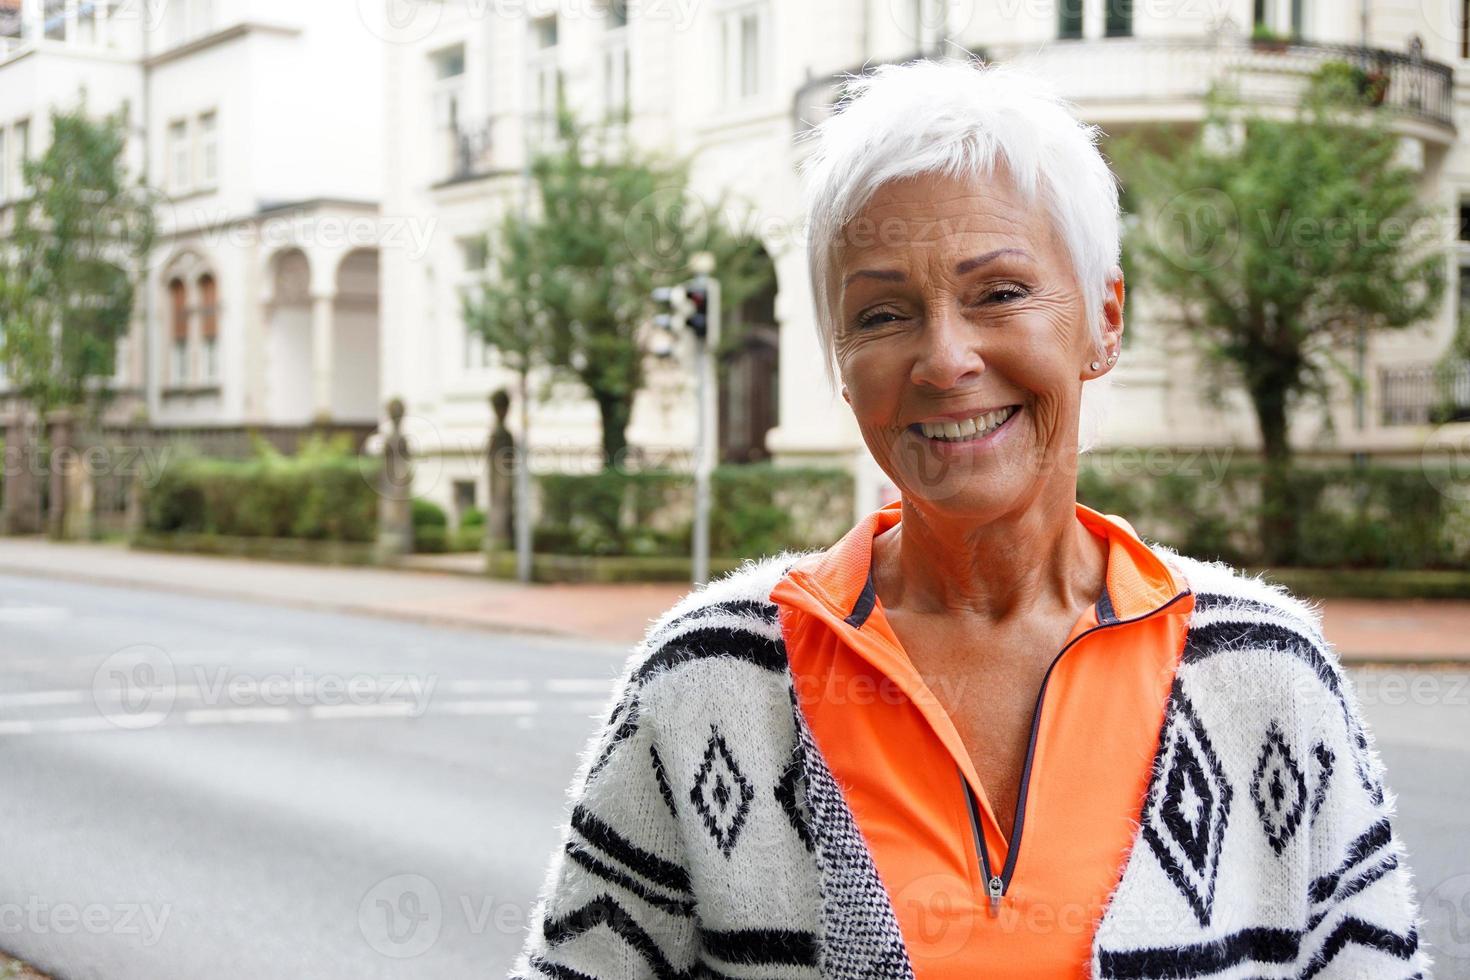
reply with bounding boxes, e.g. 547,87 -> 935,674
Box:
511,59 -> 1426,980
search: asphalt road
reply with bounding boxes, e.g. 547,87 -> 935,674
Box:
0,573 -> 1466,979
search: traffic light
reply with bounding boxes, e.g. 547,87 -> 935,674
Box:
685,282 -> 709,341
650,284 -> 692,358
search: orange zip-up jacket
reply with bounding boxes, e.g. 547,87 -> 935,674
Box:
768,499 -> 1195,978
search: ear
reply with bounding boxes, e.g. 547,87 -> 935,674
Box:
841,384 -> 851,407
1088,265 -> 1126,378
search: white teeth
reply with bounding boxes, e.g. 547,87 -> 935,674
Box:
918,406 -> 1016,441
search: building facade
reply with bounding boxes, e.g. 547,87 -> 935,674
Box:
381,0 -> 1470,523
0,0 -> 386,435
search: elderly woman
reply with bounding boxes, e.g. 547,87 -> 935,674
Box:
511,60 -> 1425,980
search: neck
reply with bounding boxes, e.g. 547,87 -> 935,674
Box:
875,481 -> 1106,625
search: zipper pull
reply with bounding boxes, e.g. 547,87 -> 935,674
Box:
987,875 -> 1004,913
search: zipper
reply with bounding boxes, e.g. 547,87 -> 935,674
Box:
957,587 -> 1193,913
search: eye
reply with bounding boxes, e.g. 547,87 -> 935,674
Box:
985,284 -> 1029,304
854,308 -> 904,330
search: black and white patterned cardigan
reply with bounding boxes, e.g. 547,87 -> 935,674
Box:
510,544 -> 1428,980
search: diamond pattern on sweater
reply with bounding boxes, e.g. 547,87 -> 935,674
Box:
775,744 -> 815,852
690,723 -> 755,858
1251,722 -> 1307,855
1310,740 -> 1335,819
1141,682 -> 1232,928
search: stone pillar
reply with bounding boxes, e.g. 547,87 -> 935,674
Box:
46,409 -> 73,540
374,397 -> 413,563
3,409 -> 43,535
485,388 -> 517,552
310,291 -> 335,423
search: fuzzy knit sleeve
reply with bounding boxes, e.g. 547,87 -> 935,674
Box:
1091,553 -> 1431,980
509,644 -> 699,980
1296,630 -> 1430,978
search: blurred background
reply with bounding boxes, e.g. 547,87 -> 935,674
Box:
0,0 -> 1468,977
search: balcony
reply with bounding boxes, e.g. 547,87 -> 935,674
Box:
1,0 -> 131,62
1380,360 -> 1470,426
794,34 -> 1454,140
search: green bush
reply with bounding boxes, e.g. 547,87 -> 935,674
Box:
534,464 -> 853,560
142,447 -> 379,542
459,506 -> 486,528
1080,454 -> 1470,571
412,498 -> 447,528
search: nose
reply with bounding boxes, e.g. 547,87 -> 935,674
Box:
910,307 -> 985,390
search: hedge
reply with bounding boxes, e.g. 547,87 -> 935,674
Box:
533,464 -> 855,561
1078,456 -> 1470,571
142,452 -> 380,542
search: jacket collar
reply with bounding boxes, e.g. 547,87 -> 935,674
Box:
771,498 -> 1192,628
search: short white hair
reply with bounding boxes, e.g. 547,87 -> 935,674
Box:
798,58 -> 1121,452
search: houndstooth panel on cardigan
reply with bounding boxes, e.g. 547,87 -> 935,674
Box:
509,544 -> 1428,980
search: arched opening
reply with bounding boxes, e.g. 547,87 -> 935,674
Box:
718,247 -> 779,464
333,248 -> 380,422
167,278 -> 188,385
197,273 -> 218,384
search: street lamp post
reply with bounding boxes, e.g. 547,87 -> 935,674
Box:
688,253 -> 720,587
651,253 -> 721,586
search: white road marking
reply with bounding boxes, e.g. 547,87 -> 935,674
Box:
433,699 -> 539,716
182,707 -> 293,725
545,679 -> 616,694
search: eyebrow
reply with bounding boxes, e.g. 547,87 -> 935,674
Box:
841,247 -> 1034,287
954,248 -> 1033,275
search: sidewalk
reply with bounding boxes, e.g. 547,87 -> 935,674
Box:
0,538 -> 691,647
0,537 -> 1466,661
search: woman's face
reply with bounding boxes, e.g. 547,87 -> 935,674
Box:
833,169 -> 1123,520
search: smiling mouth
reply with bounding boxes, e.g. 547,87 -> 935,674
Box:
909,405 -> 1021,442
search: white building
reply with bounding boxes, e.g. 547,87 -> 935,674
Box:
0,0 -> 386,433
381,0 -> 1470,523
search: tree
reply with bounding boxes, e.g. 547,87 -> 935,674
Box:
464,107 -> 772,468
0,101 -> 156,424
1113,68 -> 1445,562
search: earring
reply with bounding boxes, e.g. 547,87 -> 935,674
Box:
1107,349 -> 1118,365
1089,360 -> 1101,371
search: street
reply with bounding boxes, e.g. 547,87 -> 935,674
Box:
1,572 -> 1467,979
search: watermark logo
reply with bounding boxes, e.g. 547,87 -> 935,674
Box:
359,874 -> 442,958
92,644 -> 176,730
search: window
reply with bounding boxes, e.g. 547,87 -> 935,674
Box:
605,0 -> 628,29
1256,0 -> 1307,39
1459,201 -> 1470,241
459,236 -> 489,272
198,273 -> 218,382
603,33 -> 631,119
1058,0 -> 1083,39
719,4 -> 767,106
44,0 -> 65,41
168,279 -> 189,383
197,111 -> 217,187
431,43 -> 465,79
1463,0 -> 1469,59
1105,0 -> 1132,37
77,2 -> 96,45
11,119 -> 27,197
167,119 -> 189,193
532,14 -> 557,49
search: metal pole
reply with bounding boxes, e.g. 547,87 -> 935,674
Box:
514,111 -> 535,584
690,269 -> 720,587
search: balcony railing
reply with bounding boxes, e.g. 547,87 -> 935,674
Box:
794,35 -> 1454,135
435,116 -> 498,186
1380,360 -> 1470,426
